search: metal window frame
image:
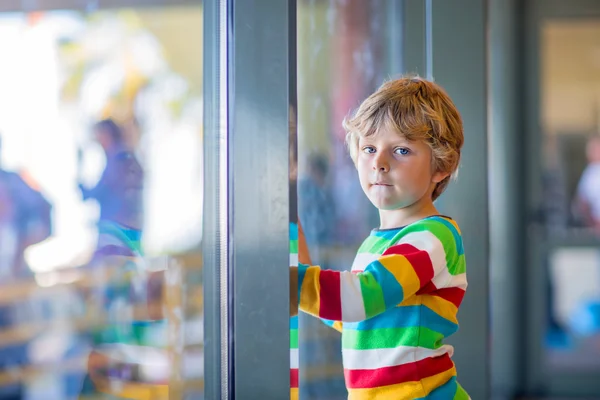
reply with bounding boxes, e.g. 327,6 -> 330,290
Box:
402,0 -> 427,76
203,0 -> 225,398
488,0 -> 526,398
227,0 -> 295,398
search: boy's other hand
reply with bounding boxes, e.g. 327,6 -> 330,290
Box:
290,266 -> 298,317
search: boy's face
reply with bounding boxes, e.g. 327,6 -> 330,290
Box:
356,126 -> 447,211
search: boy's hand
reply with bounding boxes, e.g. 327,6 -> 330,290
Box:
290,266 -> 298,317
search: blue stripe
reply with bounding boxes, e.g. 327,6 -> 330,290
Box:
417,376 -> 457,399
131,319 -> 166,328
430,217 -> 463,255
289,223 -> 299,241
371,228 -> 401,240
364,260 -> 405,309
321,319 -> 338,328
290,316 -> 298,329
297,264 -> 308,305
343,305 -> 458,336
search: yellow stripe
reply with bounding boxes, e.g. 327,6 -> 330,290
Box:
299,266 -> 321,316
421,366 -> 457,394
446,218 -> 462,234
290,387 -> 299,400
348,367 -> 457,400
402,295 -> 458,324
332,321 -> 343,332
98,382 -> 168,399
348,381 -> 426,400
379,254 -> 421,298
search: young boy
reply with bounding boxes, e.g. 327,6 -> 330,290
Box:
290,77 -> 469,399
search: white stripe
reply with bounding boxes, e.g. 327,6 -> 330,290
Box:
342,345 -> 454,370
351,252 -> 379,272
340,271 -> 367,322
95,343 -> 169,365
289,253 -> 299,267
290,348 -> 299,369
399,230 -> 450,288
446,273 -> 468,290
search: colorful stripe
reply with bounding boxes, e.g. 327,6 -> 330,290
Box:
289,223 -> 300,397
298,216 -> 468,398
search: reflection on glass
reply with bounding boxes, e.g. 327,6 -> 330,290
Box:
541,20 -> 600,372
297,1 -> 400,398
0,5 -> 203,399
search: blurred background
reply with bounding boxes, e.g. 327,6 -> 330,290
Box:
0,0 -> 598,399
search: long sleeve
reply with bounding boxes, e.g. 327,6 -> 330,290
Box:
298,223 -> 456,323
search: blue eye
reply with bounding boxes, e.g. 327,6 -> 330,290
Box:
362,146 -> 376,154
395,147 -> 410,155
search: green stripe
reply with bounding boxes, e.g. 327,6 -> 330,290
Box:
289,239 -> 298,254
359,272 -> 386,318
290,328 -> 298,348
342,326 -> 444,350
358,235 -> 397,254
454,254 -> 466,275
93,321 -> 167,348
453,383 -> 470,400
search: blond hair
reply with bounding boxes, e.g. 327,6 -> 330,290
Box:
343,76 -> 464,200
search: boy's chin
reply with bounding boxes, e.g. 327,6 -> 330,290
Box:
370,198 -> 407,211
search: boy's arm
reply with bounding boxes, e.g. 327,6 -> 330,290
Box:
293,227 -> 457,323
294,221 -> 344,332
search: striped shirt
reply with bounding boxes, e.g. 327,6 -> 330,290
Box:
297,216 -> 470,399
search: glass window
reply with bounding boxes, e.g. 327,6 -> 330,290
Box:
540,20 -> 600,373
0,3 -> 203,399
296,0 -> 403,398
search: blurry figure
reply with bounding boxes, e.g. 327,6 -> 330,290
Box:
0,170 -> 51,278
80,119 -> 133,222
298,153 -> 335,248
93,119 -> 124,158
79,121 -> 167,399
573,136 -> 600,229
0,137 -> 52,400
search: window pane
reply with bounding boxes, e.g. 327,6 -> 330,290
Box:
0,3 -> 203,399
540,20 -> 600,373
297,1 -> 402,398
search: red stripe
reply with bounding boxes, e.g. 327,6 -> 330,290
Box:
383,243 -> 434,289
319,270 -> 342,320
344,354 -> 454,389
434,287 -> 465,308
290,368 -> 299,388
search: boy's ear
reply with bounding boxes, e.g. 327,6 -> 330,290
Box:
432,170 -> 450,184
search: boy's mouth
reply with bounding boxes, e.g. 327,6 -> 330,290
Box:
373,182 -> 392,186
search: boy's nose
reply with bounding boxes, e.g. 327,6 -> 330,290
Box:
373,154 -> 389,172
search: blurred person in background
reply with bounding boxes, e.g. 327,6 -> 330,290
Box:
79,121 -> 166,399
0,137 -> 52,400
574,136 -> 600,230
